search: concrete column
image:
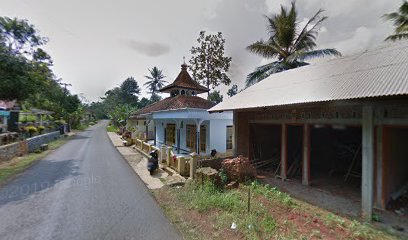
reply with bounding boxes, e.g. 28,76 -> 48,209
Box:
154,125 -> 157,146
161,145 -> 167,163
362,105 -> 374,221
195,119 -> 204,154
177,128 -> 180,154
375,125 -> 384,209
302,124 -> 311,186
145,121 -> 149,140
280,124 -> 287,179
189,153 -> 198,179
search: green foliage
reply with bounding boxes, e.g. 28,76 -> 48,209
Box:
106,124 -> 119,132
383,1 -> 408,41
144,66 -> 167,96
246,2 -> 341,86
208,90 -> 223,104
107,104 -> 137,127
179,181 -> 243,213
0,16 -> 52,101
38,125 -> 45,133
218,169 -> 228,185
0,16 -> 84,126
24,125 -> 37,137
227,84 -> 238,97
250,182 -> 295,207
119,77 -> 141,104
189,31 -> 232,93
149,93 -> 162,103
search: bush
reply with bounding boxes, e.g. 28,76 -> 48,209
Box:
24,126 -> 38,137
38,125 -> 45,134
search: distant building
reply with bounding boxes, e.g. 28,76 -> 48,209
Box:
129,63 -> 233,155
209,42 -> 408,219
0,100 -> 16,133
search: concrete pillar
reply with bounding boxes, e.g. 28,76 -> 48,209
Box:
280,124 -> 287,179
166,146 -> 172,166
362,105 -> 374,221
375,125 -> 384,209
176,128 -> 180,154
189,153 -> 198,179
195,119 -> 204,154
302,124 -> 311,186
161,145 -> 167,163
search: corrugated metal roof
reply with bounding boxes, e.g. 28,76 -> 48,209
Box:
209,42 -> 408,112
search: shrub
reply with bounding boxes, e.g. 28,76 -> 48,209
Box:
38,125 -> 45,134
24,126 -> 38,137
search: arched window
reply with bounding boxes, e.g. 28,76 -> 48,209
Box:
181,90 -> 186,95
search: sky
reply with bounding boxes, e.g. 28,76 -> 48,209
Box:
0,0 -> 402,102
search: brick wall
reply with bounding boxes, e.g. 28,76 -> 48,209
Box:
0,141 -> 28,162
27,131 -> 60,153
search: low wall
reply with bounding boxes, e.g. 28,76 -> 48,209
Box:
27,131 -> 60,153
0,141 -> 28,162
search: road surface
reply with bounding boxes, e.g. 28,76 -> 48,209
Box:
0,121 -> 180,240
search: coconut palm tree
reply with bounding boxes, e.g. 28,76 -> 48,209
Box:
246,2 -> 341,87
144,67 -> 167,95
384,1 -> 408,41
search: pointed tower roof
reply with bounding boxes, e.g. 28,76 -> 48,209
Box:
159,63 -> 209,94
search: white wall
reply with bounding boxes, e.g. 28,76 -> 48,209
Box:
209,119 -> 232,154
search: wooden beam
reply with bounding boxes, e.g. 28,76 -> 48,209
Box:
302,124 -> 311,185
281,124 -> 287,179
362,105 -> 374,221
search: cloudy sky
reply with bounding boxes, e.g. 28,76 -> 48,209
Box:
0,0 -> 401,102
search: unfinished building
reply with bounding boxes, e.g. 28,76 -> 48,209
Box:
209,42 -> 408,220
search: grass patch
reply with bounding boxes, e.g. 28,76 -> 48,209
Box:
154,180 -> 400,240
0,136 -> 71,185
106,125 -> 119,132
74,124 -> 89,131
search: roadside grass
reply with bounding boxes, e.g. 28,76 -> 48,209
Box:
0,136 -> 71,185
154,180 -> 400,240
106,125 -> 119,132
74,124 -> 89,131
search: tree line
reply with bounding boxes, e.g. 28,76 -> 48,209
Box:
0,17 -> 83,128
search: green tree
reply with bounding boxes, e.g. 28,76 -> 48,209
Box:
189,31 -> 232,95
0,17 -> 52,101
384,1 -> 408,41
138,97 -> 151,109
246,2 -> 341,87
119,77 -> 141,105
227,84 -> 238,97
108,104 -> 137,127
144,67 -> 167,96
208,90 -> 223,104
149,93 -> 162,103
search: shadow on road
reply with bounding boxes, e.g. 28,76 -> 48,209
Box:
0,159 -> 82,206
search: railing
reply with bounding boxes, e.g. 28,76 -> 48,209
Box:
133,137 -> 198,179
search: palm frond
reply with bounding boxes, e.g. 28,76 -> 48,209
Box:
292,9 -> 327,52
287,48 -> 341,63
246,62 -> 288,87
246,40 -> 282,59
385,33 -> 408,41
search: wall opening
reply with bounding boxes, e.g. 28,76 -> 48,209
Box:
383,127 -> 408,211
286,125 -> 303,180
310,126 -> 362,200
249,124 -> 281,172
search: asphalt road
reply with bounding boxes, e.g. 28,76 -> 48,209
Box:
0,120 -> 180,240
